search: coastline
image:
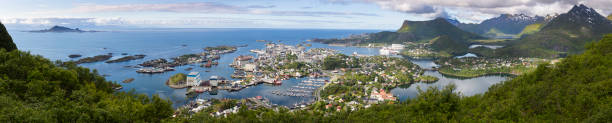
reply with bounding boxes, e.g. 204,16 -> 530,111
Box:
436,69 -> 518,78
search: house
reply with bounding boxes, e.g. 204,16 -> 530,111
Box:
370,89 -> 397,101
325,104 -> 333,109
187,72 -> 201,86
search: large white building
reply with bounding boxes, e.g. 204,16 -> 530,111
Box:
379,44 -> 404,56
187,72 -> 201,86
390,44 -> 405,50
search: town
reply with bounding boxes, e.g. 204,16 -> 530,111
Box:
169,42 -> 435,117
435,57 -> 557,77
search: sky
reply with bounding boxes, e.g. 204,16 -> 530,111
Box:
0,0 -> 611,30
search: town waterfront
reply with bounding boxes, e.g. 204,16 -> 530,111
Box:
11,28 -> 508,107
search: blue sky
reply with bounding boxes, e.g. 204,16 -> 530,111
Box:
1,0 -> 611,29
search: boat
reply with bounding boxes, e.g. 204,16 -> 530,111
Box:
235,55 -> 254,61
273,80 -> 282,85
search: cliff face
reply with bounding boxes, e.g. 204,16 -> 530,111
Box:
0,22 -> 17,51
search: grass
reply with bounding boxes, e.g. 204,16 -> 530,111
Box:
417,75 -> 439,83
518,23 -> 542,37
168,73 -> 186,85
437,65 -> 535,78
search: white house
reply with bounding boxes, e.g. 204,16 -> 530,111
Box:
390,44 -> 405,50
187,72 -> 201,86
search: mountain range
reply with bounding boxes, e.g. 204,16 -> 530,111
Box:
489,4 -> 612,57
457,14 -> 546,38
312,18 -> 484,55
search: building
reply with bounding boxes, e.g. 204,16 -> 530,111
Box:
379,48 -> 391,55
187,72 -> 201,86
209,75 -> 224,87
390,44 -> 405,50
243,63 -> 257,72
370,89 -> 397,101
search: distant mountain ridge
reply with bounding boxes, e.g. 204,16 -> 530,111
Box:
313,18 -> 484,55
456,14 -> 545,38
397,18 -> 484,41
29,25 -> 100,33
491,4 -> 612,57
0,22 -> 17,51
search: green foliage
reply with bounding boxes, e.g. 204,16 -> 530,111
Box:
322,54 -> 348,70
518,23 -> 542,37
168,73 -> 186,85
0,50 -> 173,122
0,22 -> 17,51
457,14 -> 541,35
314,18 -> 483,55
494,7 -> 612,58
430,35 -> 470,55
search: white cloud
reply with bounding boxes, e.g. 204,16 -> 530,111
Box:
60,2 -> 377,17
336,0 -> 612,22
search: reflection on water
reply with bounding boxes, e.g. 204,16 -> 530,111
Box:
469,44 -> 504,49
455,53 -> 478,58
391,60 -> 508,101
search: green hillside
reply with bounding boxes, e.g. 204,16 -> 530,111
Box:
313,18 -> 484,56
482,28 -> 516,38
608,14 -> 612,20
0,27 -> 173,121
0,22 -> 17,51
456,14 -> 544,37
493,4 -> 612,57
517,23 -> 542,37
397,18 -> 484,41
429,35 -> 469,55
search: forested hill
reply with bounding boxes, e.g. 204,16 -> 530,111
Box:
491,4 -> 612,57
0,29 -> 172,121
0,22 -> 17,51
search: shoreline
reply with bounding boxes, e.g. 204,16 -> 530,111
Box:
166,80 -> 188,89
436,69 -> 518,78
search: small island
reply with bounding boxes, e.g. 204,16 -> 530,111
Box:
74,54 -> 113,64
28,25 -> 101,33
416,75 -> 439,83
435,57 -> 553,78
68,54 -> 82,58
167,73 -> 188,89
106,54 -> 146,63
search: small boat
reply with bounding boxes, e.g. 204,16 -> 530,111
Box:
185,67 -> 193,71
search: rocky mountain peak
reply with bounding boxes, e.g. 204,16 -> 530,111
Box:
565,4 -> 608,24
